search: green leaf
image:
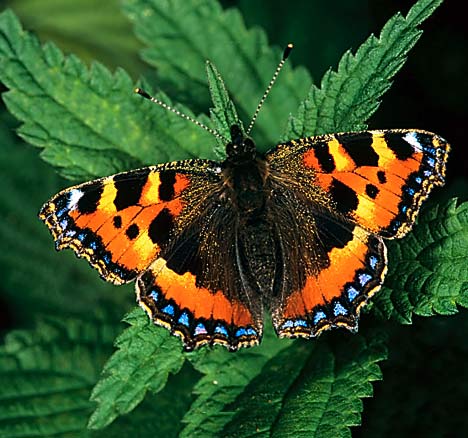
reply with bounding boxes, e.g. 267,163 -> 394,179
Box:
284,0 -> 444,139
361,315 -> 468,437
5,0 -> 145,79
373,198 -> 468,324
205,60 -> 242,157
122,0 -> 312,150
221,332 -> 387,437
0,9 -> 216,181
0,109 -> 130,321
0,313 -> 189,438
181,326 -> 290,437
0,315 -> 120,438
0,2 -> 456,436
88,308 -> 186,430
100,364 -> 199,438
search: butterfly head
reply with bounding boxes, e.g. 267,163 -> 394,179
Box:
225,124 -> 256,164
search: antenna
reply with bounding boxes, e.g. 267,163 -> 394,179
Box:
134,88 -> 229,142
246,43 -> 293,135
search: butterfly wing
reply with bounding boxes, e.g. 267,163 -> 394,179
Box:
40,160 -> 262,350
40,162 -> 210,284
268,130 -> 449,238
135,183 -> 264,351
266,129 -> 449,337
270,210 -> 387,338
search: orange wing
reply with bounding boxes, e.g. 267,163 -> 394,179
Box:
137,257 -> 262,351
267,130 -> 449,238
267,129 -> 448,338
40,160 -> 263,350
271,220 -> 387,338
39,160 -> 218,284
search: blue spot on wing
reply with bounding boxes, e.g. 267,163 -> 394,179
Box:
150,290 -> 159,302
56,208 -> 68,219
245,328 -> 257,336
178,312 -> 190,327
347,286 -> 359,302
313,311 -> 327,325
102,253 -> 111,265
293,319 -> 307,328
162,304 -> 175,316
235,328 -> 247,337
359,273 -> 372,286
214,325 -> 229,337
194,323 -> 207,335
333,302 -> 348,316
369,255 -> 378,270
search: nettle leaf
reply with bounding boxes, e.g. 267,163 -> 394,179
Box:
88,308 -> 186,430
122,0 -> 312,150
361,315 -> 468,437
100,365 -> 198,438
0,315 -> 120,438
0,9 -> 216,182
0,110 -> 130,320
373,199 -> 468,324
0,1 -> 453,436
5,0 -> 145,78
181,326 -> 290,437
284,0 -> 443,139
221,332 -> 387,437
205,60 -> 242,157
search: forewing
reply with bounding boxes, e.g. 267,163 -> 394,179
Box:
39,160 -> 218,284
267,130 -> 449,238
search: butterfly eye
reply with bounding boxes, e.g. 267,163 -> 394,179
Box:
244,138 -> 255,150
226,141 -> 236,157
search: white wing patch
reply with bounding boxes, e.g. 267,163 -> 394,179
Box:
67,189 -> 84,210
403,132 -> 423,153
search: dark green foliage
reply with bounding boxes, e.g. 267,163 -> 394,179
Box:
4,0 -> 146,78
88,308 -> 186,429
205,60 -> 243,156
0,8 -> 216,181
122,0 -> 312,150
0,0 -> 465,437
284,0 -> 444,139
360,314 -> 468,436
222,333 -> 386,437
0,315 -> 120,437
181,325 -> 291,437
374,199 -> 468,323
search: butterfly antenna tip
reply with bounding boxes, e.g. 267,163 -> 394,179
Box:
246,43 -> 294,135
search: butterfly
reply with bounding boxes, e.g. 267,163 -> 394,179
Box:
39,45 -> 449,351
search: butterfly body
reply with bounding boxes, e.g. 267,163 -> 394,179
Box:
40,125 -> 449,351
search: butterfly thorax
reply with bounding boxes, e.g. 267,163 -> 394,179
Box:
222,124 -> 271,219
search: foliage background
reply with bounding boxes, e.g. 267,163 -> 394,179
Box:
0,0 -> 466,436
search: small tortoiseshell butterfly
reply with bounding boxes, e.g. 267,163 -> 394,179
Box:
39,45 -> 449,351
